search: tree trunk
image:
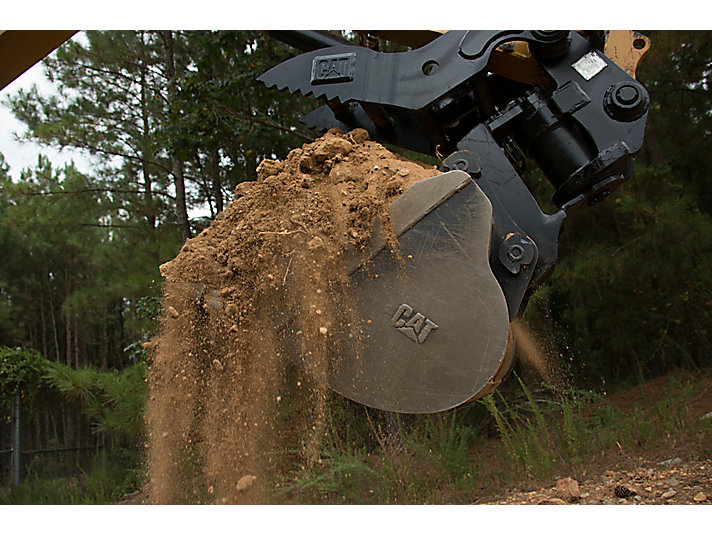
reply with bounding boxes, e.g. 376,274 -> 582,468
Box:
161,30 -> 192,243
74,311 -> 79,369
209,148 -> 223,214
64,269 -> 71,367
138,33 -> 159,266
40,293 -> 48,359
173,159 -> 191,242
47,274 -> 60,363
643,123 -> 668,167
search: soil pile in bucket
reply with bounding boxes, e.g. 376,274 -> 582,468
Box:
146,128 -> 439,504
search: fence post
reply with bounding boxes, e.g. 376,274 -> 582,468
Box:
10,393 -> 21,486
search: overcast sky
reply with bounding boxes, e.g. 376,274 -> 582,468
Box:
0,49 -> 94,177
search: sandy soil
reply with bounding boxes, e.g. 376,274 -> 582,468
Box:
144,129 -> 438,504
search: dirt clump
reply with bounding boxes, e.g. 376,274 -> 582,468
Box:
145,128 -> 438,504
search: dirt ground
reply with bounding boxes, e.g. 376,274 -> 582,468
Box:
478,369 -> 712,505
477,458 -> 711,505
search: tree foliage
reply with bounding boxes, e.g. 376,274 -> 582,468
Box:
0,346 -> 50,411
44,360 -> 146,446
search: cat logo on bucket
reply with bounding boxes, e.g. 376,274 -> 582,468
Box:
311,53 -> 356,85
390,304 -> 438,344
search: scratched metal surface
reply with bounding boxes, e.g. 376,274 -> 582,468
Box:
321,173 -> 510,413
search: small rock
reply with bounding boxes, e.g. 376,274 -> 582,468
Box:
236,474 -> 257,492
255,159 -> 284,181
314,136 -> 353,162
538,497 -> 567,505
556,477 -> 580,501
659,457 -> 682,467
349,128 -> 370,144
667,478 -> 680,486
319,326 -> 328,335
701,412 -> 712,420
235,180 -> 258,197
167,306 -> 180,318
308,236 -> 324,250
212,359 -> 224,372
662,490 -> 677,499
693,492 -> 707,502
298,154 -> 315,172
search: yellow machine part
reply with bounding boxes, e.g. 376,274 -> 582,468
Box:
0,30 -> 76,91
603,30 -> 651,79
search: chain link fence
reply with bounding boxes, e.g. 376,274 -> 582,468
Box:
0,406 -> 11,483
0,394 -> 104,487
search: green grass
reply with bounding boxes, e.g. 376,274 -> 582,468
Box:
0,451 -> 142,504
480,372 -> 711,486
278,371 -> 712,503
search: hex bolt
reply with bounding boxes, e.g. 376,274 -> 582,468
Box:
499,234 -> 536,274
507,244 -> 524,262
530,30 -> 571,59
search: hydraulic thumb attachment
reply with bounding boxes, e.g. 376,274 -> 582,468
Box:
258,30 -> 650,412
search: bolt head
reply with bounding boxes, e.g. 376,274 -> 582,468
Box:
453,159 -> 468,171
604,81 -> 649,122
507,245 -> 524,262
616,85 -> 639,105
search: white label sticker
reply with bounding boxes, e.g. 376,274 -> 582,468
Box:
571,51 -> 607,81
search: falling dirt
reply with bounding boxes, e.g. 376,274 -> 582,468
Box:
511,319 -> 566,388
145,128 -> 439,504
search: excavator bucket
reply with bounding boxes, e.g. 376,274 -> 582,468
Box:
282,170 -> 512,413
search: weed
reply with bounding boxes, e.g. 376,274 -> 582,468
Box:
0,452 -> 134,504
